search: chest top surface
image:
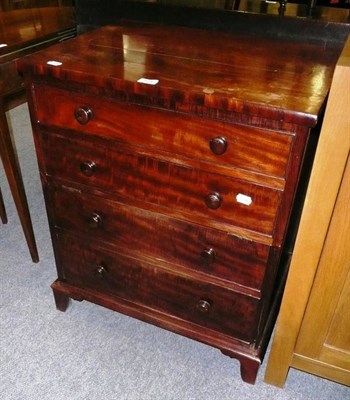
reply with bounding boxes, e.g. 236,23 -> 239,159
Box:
16,22 -> 341,126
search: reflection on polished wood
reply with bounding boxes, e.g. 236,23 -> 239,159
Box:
0,6 -> 76,60
0,6 -> 76,262
19,22 -> 341,124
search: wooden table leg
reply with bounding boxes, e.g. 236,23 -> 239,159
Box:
0,99 -> 39,263
0,187 -> 8,224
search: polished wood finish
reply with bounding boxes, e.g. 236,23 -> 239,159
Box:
18,22 -> 343,383
33,85 -> 293,182
47,185 -> 271,293
0,7 -> 76,60
265,35 -> 350,388
0,6 -> 75,262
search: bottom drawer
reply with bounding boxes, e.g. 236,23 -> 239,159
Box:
55,233 -> 261,343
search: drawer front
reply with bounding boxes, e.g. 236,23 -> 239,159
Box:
40,132 -> 282,236
55,233 -> 260,342
48,186 -> 270,292
33,84 -> 293,178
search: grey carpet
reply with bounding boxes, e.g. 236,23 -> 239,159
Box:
1,103 -> 349,400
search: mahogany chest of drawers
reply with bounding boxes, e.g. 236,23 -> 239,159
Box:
17,23 -> 341,384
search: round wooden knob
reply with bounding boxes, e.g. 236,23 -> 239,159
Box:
88,212 -> 102,228
209,137 -> 228,155
196,299 -> 211,313
205,192 -> 222,210
95,264 -> 107,279
200,248 -> 217,265
80,161 -> 96,177
74,106 -> 93,125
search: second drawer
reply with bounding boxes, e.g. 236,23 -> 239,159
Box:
40,132 -> 282,238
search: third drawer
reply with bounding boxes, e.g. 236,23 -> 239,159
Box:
47,185 -> 271,293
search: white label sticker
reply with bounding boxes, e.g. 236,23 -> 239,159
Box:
137,78 -> 159,85
236,193 -> 252,206
47,60 -> 63,66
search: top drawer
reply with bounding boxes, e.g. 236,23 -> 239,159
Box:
32,84 -> 293,179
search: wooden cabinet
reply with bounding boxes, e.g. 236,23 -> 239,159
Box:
265,36 -> 350,388
17,23 -> 343,384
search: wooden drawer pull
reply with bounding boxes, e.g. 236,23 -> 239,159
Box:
74,106 -> 93,125
205,192 -> 222,210
209,136 -> 228,155
88,212 -> 102,228
200,248 -> 217,265
80,161 -> 96,177
196,299 -> 211,314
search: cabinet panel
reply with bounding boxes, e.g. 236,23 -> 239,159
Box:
294,155 -> 350,373
323,270 -> 350,359
265,38 -> 350,387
